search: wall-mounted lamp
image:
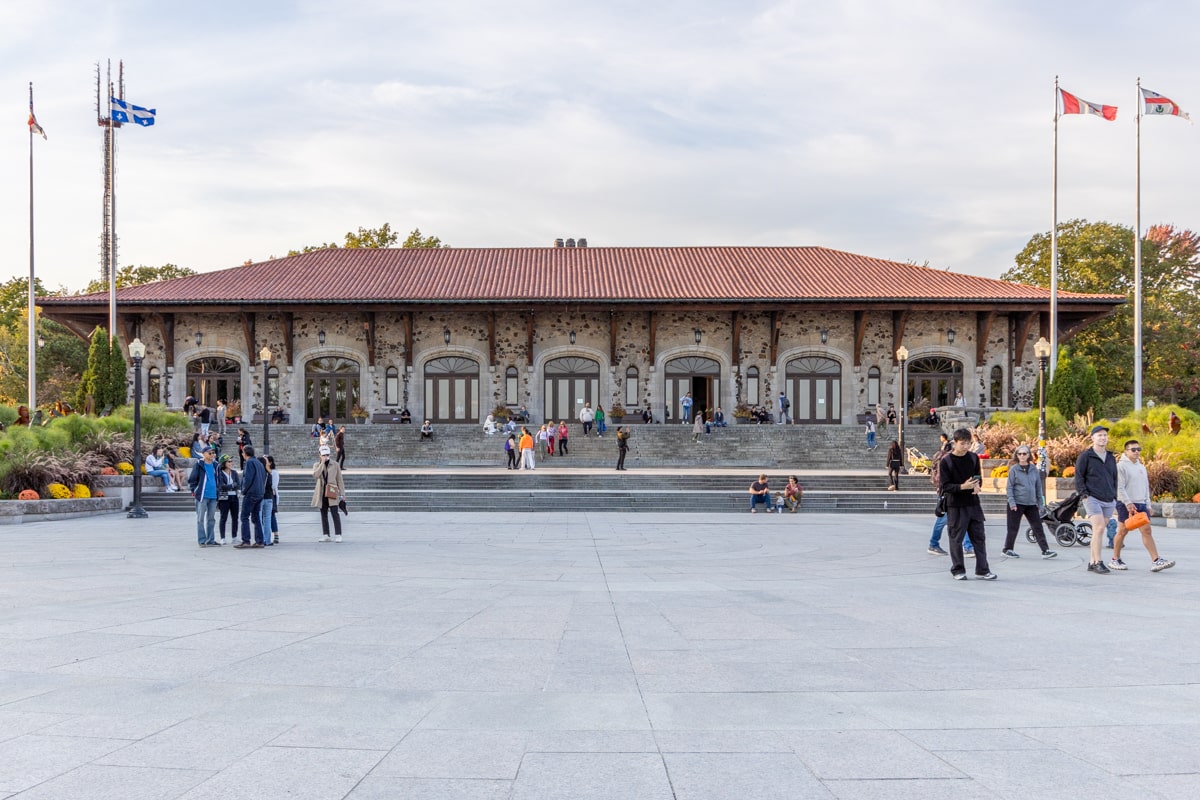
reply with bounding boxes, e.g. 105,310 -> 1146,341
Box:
569,330 -> 577,345
820,328 -> 828,345
947,328 -> 956,344
443,327 -> 451,345
194,331 -> 203,346
694,329 -> 702,344
36,335 -> 45,348
318,329 -> 326,346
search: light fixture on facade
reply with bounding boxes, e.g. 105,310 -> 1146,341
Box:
318,329 -> 326,346
195,331 -> 203,346
443,327 -> 451,345
694,329 -> 702,344
820,328 -> 828,344
37,335 -> 45,348
947,328 -> 956,344
569,330 -> 576,345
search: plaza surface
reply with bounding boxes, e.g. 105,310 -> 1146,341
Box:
1,511 -> 1197,800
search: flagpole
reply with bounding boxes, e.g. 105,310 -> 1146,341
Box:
1134,78 -> 1143,412
1050,76 -> 1059,379
108,76 -> 118,339
28,82 -> 37,419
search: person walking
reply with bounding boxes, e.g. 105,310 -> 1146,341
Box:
1002,446 -> 1057,559
187,448 -> 220,547
939,427 -> 995,580
692,411 -> 705,443
235,445 -> 266,548
545,422 -> 555,456
216,454 -> 240,544
681,392 -> 693,424
519,426 -> 535,470
579,403 -> 594,437
615,426 -> 630,470
335,425 -> 347,470
259,455 -> 278,546
885,440 -> 903,491
594,405 -> 606,437
1111,439 -> 1175,572
777,391 -> 791,424
557,421 -> 569,455
865,417 -> 876,451
312,444 -> 345,542
1075,425 -> 1119,574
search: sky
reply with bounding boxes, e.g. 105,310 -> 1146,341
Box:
3,0 -> 1198,294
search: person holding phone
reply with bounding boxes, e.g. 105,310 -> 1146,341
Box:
311,444 -> 345,542
937,427 -> 995,581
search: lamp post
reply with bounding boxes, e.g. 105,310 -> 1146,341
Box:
1035,336 -> 1051,477
896,345 -> 909,462
127,338 -> 148,519
259,346 -> 271,456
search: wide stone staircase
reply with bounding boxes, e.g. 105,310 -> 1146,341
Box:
139,423 -> 1004,515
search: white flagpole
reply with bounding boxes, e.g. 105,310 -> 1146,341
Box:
1050,77 -> 1059,379
28,82 -> 37,418
1134,78 -> 1143,411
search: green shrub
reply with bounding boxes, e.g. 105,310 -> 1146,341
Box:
1099,394 -> 1135,420
987,408 -> 1068,440
0,405 -> 17,427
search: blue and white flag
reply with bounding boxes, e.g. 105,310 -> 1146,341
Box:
110,97 -> 157,127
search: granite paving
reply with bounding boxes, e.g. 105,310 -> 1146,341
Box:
0,510 -> 1196,798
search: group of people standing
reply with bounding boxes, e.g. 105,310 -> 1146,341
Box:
186,444 -> 279,549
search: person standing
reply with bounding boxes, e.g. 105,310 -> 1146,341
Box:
187,448 -> 220,547
216,400 -> 227,435
615,426 -> 630,471
875,402 -> 887,435
312,445 -> 345,542
235,445 -> 266,548
545,422 -> 556,456
579,402 -> 594,437
504,433 -> 518,469
259,455 -> 277,546
1075,424 -> 1119,574
681,392 -> 693,424
1111,439 -> 1175,572
216,454 -> 240,544
335,425 -> 346,470
939,428 -> 995,580
885,440 -> 903,491
536,424 -> 549,461
519,426 -> 535,470
692,412 -> 705,443
1002,446 -> 1056,559
236,428 -> 252,469
594,405 -> 606,437
865,417 -> 876,451
196,404 -> 213,436
557,421 -> 569,455
748,474 -> 771,513
777,391 -> 791,424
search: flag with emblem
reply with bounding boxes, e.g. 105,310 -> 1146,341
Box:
110,96 -> 157,127
1141,88 -> 1190,122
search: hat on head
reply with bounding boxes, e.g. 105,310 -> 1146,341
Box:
1090,424 -> 1109,435
319,445 -> 331,455
217,454 -> 231,464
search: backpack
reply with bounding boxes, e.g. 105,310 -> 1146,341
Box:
930,448 -> 949,489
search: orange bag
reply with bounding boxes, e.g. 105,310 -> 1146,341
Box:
1125,511 -> 1150,530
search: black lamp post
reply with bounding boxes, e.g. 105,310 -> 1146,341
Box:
1035,336 -> 1051,476
127,338 -> 148,519
896,345 -> 909,462
260,346 -> 271,456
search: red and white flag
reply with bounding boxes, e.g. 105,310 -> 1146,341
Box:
1141,88 -> 1190,122
28,103 -> 46,139
1058,88 -> 1117,121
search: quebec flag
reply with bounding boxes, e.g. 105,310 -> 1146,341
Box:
110,97 -> 157,127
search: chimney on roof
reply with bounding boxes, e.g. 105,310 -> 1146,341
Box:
577,238 -> 587,248
553,238 -> 564,248
565,238 -> 576,248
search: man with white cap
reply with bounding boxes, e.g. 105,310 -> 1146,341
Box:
312,444 -> 346,542
1075,424 -> 1119,574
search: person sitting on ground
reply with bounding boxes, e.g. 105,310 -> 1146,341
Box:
503,417 -> 517,434
399,408 -> 412,424
514,405 -> 530,424
483,413 -> 496,435
191,432 -> 212,456
713,407 -> 727,427
164,448 -> 189,492
886,403 -> 897,425
271,407 -> 286,424
926,407 -> 939,426
642,407 -> 653,424
784,475 -> 803,512
145,446 -> 176,491
420,419 -> 434,439
311,417 -> 324,438
748,474 -> 771,513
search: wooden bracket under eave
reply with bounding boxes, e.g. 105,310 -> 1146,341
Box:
240,311 -> 256,361
853,310 -> 867,367
976,310 -> 996,364
891,310 -> 909,364
160,313 -> 175,365
1013,311 -> 1037,364
365,311 -> 377,367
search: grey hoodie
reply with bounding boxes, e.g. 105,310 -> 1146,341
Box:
1006,462 -> 1044,507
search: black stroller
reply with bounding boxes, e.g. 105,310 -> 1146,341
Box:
1025,491 -> 1093,547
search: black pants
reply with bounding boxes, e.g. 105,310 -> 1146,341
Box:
887,463 -> 900,489
240,495 -> 264,544
582,421 -> 592,436
218,496 -> 239,539
1005,504 -> 1048,552
617,447 -> 627,470
320,498 -> 342,537
506,449 -> 517,469
336,448 -> 346,469
559,439 -> 568,455
948,505 -> 989,575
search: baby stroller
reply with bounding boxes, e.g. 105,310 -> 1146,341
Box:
1025,491 -> 1092,547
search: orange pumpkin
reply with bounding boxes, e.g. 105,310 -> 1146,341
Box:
93,490 -> 105,497
18,489 -> 40,501
100,466 -> 119,476
1193,492 -> 1200,504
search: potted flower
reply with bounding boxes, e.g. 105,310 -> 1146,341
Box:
609,403 -> 626,421
351,404 -> 368,424
225,400 -> 242,423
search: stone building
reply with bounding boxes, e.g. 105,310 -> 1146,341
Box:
39,244 -> 1122,425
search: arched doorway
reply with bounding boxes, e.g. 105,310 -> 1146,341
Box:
305,356 -> 361,423
424,356 -> 479,423
907,356 -> 963,409
544,357 -> 599,422
784,356 -> 842,424
665,357 -> 720,423
187,357 -> 241,408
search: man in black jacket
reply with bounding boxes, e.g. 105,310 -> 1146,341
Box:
235,445 -> 267,548
1074,425 -> 1119,574
937,428 -> 996,580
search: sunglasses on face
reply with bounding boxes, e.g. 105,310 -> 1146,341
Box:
1128,447 -> 1141,452
1017,451 -> 1030,457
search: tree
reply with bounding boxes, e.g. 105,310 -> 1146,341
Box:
105,335 -> 127,410
288,224 -> 446,255
0,276 -> 50,333
82,263 -> 196,295
1002,219 -> 1200,403
1046,347 -> 1100,419
76,329 -> 125,411
401,227 -> 446,249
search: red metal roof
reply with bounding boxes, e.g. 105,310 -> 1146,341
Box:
42,246 -> 1123,306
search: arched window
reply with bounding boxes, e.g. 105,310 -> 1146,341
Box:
746,366 -> 760,405
424,356 -> 480,423
304,356 -> 361,423
385,366 -> 400,407
544,357 -> 600,421
267,366 -> 279,409
867,366 -> 881,408
147,366 -> 161,404
907,356 -> 964,409
990,365 -> 1004,407
665,357 -> 720,423
625,366 -> 639,408
505,366 -> 519,406
187,357 -> 241,408
785,356 -> 843,423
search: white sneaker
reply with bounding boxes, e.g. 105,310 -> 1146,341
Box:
334,534 -> 343,542
320,534 -> 331,542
